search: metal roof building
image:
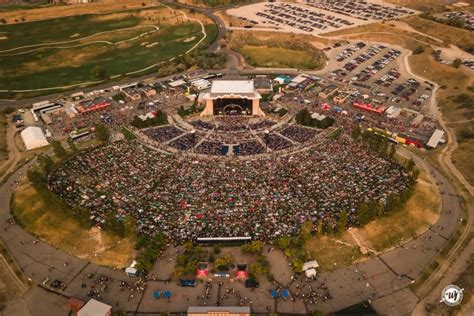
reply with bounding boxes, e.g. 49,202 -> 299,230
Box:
426,129 -> 445,149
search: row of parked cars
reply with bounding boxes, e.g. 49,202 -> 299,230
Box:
257,2 -> 355,33
304,0 -> 415,22
374,68 -> 401,88
335,42 -> 367,62
352,48 -> 401,81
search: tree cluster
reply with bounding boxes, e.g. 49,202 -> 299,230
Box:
240,241 -> 264,254
295,108 -> 335,129
174,243 -> 207,278
249,255 -> 270,279
131,110 -> 167,129
135,233 -> 168,272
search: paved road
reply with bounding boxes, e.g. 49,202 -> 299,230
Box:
0,142 -> 463,315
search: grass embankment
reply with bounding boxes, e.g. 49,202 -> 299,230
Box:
0,6 -> 207,90
0,0 -> 156,23
240,45 -> 320,69
358,172 -> 440,251
322,22 -> 443,51
229,32 -> 327,70
12,178 -> 136,268
0,114 -> 7,164
403,15 -> 474,52
384,0 -> 449,12
409,47 -> 474,185
179,0 -> 246,8
305,172 -> 440,271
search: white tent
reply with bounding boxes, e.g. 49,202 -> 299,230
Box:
303,260 -> 320,271
21,127 -> 49,150
305,268 -> 317,278
78,299 -> 111,316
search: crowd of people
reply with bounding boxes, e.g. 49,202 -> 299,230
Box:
195,141 -> 224,156
280,125 -> 317,143
168,133 -> 201,151
46,132 -> 410,243
263,133 -> 293,151
236,140 -> 265,156
143,126 -> 184,143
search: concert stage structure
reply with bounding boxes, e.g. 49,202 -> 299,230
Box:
200,80 -> 265,116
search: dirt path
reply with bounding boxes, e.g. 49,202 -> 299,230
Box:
412,239 -> 473,315
0,125 -> 21,181
321,31 -> 436,47
347,228 -> 376,255
400,50 -> 474,311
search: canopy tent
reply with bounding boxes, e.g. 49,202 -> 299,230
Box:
271,290 -> 278,298
21,126 -> 49,150
163,291 -> 171,299
153,291 -> 160,299
303,260 -> 320,271
305,268 -> 317,278
281,289 -> 289,298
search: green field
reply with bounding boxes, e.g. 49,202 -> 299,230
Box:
240,45 -> 323,69
0,6 -> 211,91
0,12 -> 143,50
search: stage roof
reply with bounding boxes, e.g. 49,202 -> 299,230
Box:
208,80 -> 258,99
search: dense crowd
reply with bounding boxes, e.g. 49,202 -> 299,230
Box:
196,141 -> 224,156
168,133 -> 201,151
236,140 -> 265,156
46,134 -> 410,243
280,125 -> 317,143
190,120 -> 216,130
263,134 -> 293,150
143,126 -> 184,143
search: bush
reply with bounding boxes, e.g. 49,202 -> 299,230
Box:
452,58 -> 462,68
413,46 -> 425,54
241,241 -> 264,254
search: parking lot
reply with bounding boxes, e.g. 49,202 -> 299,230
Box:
227,1 -> 417,35
323,41 -> 434,114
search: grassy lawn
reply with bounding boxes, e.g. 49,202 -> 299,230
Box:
0,6 -> 214,91
358,175 -> 440,251
305,236 -> 364,271
240,45 -> 322,69
121,127 -> 136,140
0,22 -> 204,90
0,12 -> 143,50
12,178 -> 136,268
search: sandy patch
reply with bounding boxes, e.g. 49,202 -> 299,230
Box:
146,41 -> 159,48
182,36 -> 196,43
0,36 -> 8,41
70,33 -> 80,38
